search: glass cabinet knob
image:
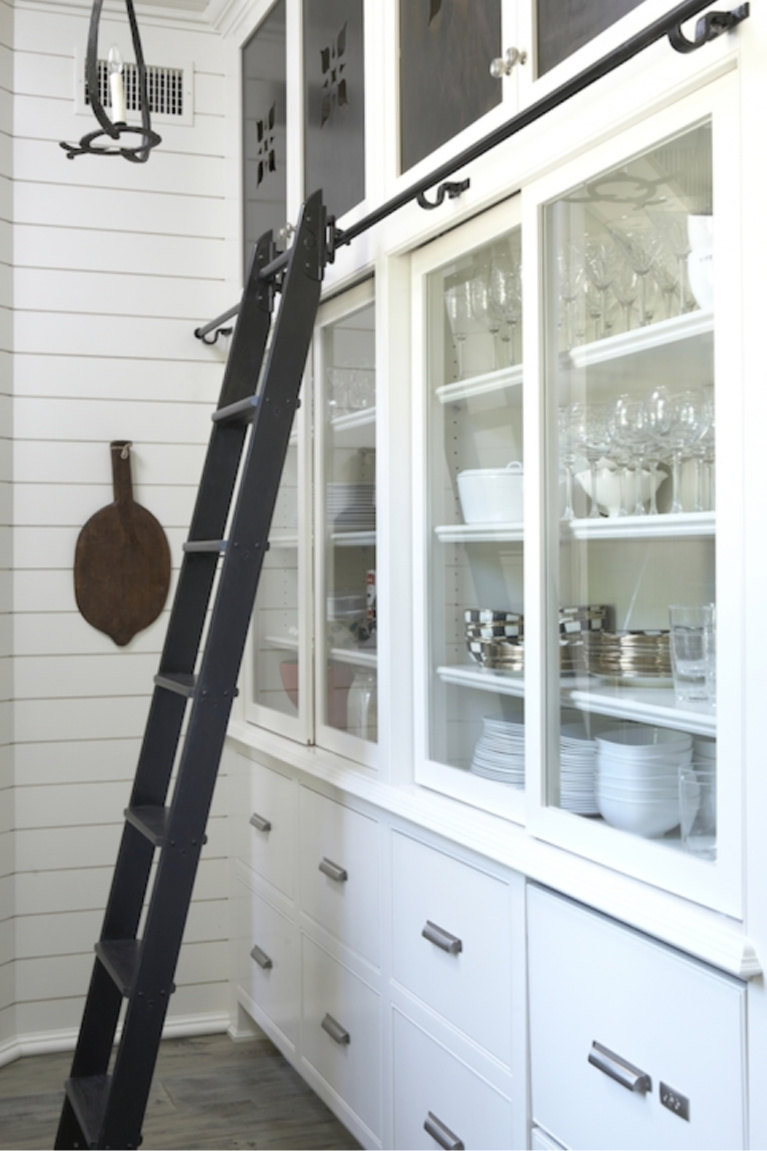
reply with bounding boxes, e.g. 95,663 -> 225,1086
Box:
490,47 -> 528,77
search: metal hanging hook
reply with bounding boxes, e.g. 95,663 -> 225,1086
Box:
416,179 -> 471,211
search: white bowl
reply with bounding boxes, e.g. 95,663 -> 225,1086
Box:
687,215 -> 713,310
575,465 -> 666,517
458,463 -> 523,524
597,791 -> 680,837
598,778 -> 681,797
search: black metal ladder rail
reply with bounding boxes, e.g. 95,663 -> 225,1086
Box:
54,189 -> 326,1151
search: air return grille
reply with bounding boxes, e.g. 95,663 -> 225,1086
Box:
85,60 -> 185,117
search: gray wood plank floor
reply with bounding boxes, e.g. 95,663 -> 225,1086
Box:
0,1031 -> 361,1150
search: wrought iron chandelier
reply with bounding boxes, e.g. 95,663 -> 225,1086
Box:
60,0 -> 161,162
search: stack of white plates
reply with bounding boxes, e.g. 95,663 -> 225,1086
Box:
560,723 -> 599,814
326,483 -> 376,530
595,725 -> 693,837
470,717 -> 524,787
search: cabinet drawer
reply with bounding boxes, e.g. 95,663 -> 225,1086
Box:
392,1009 -> 513,1151
298,787 -> 380,963
245,762 -> 296,899
235,875 -> 299,1048
528,886 -> 746,1150
391,832 -> 512,1063
301,934 -> 381,1139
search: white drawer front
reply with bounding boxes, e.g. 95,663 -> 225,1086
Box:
301,934 -> 381,1139
393,1009 -> 513,1151
299,787 -> 380,963
235,876 -> 299,1048
528,886 -> 746,1150
245,762 -> 296,899
391,832 -> 512,1063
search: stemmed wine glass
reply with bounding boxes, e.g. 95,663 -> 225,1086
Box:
609,221 -> 665,327
646,209 -> 692,317
610,395 -> 654,515
610,260 -> 640,333
583,239 -> 616,340
556,243 -> 585,351
488,249 -> 522,365
567,401 -> 612,518
444,280 -> 474,379
558,405 -> 578,521
647,387 -> 711,513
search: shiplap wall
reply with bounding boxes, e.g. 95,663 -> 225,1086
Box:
10,0 -> 237,1049
1,0 -> 14,1052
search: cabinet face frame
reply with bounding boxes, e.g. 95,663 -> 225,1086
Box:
523,73 -> 742,917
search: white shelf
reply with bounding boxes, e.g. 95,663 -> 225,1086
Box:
435,363 -> 523,405
566,510 -> 715,540
434,522 -> 524,543
331,529 -> 377,547
436,663 -> 715,736
567,307 -> 714,369
264,634 -> 299,653
437,664 -> 525,698
329,646 -> 378,669
329,407 -> 376,448
268,532 -> 299,549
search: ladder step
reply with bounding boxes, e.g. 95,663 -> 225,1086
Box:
64,1073 -> 110,1148
95,939 -> 140,996
154,672 -> 196,697
182,539 -> 228,554
212,395 -> 259,424
124,804 -> 169,845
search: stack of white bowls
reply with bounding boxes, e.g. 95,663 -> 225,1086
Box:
595,725 -> 693,837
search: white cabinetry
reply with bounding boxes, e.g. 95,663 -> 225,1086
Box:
528,885 -> 746,1150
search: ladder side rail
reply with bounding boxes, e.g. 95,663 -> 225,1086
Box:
54,230 -> 278,1146
96,191 -> 325,1151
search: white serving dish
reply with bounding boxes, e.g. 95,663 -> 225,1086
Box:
457,462 -> 524,524
575,464 -> 666,517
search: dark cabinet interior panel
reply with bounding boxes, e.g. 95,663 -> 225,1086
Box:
399,0 -> 502,174
242,0 -> 287,270
304,0 -> 365,219
536,0 -> 645,76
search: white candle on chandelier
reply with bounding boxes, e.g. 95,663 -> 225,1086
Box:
108,45 -> 127,124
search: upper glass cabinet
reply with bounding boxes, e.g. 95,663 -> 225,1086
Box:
529,79 -> 741,913
413,199 -> 525,819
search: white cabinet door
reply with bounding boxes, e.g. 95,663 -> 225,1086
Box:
527,885 -> 746,1150
391,831 -> 513,1064
392,1008 -> 513,1151
234,873 -> 299,1051
301,934 -> 382,1142
299,786 -> 381,964
243,760 -> 297,899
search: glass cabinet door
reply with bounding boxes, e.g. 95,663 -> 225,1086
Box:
314,280 -> 378,764
246,397 -> 312,742
534,80 -> 741,912
413,199 -> 525,820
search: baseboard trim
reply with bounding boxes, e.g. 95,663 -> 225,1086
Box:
0,1011 -> 230,1070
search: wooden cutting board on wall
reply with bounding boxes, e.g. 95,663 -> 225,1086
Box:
74,441 -> 171,647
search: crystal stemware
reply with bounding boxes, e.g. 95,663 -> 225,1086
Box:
444,280 -> 474,379
646,209 -> 693,316
609,221 -> 665,327
556,243 -> 585,351
568,402 -> 612,518
488,249 -> 522,365
583,239 -> 616,340
647,387 -> 711,513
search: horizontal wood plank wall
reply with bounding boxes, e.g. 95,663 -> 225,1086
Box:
11,1 -> 235,1049
0,0 -> 14,1053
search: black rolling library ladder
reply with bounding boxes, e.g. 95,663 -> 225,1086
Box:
54,191 -> 327,1151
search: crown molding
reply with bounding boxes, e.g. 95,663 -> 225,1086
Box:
15,0 -> 215,30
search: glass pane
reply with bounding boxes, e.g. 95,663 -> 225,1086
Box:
399,0 -> 501,173
321,300 -> 377,741
251,427 -> 301,719
536,0 -> 644,76
427,227 -> 525,790
303,0 -> 365,217
242,0 -> 287,272
546,122 -> 716,856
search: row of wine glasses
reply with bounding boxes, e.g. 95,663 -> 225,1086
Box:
559,387 -> 715,519
557,209 -> 705,351
445,244 -> 522,377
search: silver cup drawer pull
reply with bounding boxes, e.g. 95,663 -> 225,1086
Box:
250,944 -> 273,970
588,1040 -> 652,1094
321,1012 -> 350,1045
424,1111 -> 465,1150
319,857 -> 348,883
249,812 -> 272,833
422,920 -> 463,955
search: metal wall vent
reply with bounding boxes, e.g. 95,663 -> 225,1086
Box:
85,60 -> 185,117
